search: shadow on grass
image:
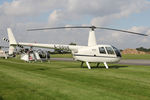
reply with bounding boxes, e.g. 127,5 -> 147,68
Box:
36,68 -> 48,70
90,65 -> 128,69
0,96 -> 3,100
63,65 -> 128,69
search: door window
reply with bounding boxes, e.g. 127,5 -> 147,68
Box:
99,47 -> 106,54
106,47 -> 115,54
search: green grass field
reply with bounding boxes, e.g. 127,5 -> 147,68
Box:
51,54 -> 150,59
0,58 -> 150,100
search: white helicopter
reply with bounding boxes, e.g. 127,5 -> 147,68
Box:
7,26 -> 147,69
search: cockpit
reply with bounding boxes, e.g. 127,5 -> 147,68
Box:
99,46 -> 121,57
112,46 -> 122,57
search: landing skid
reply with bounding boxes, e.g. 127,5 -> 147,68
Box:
83,62 -> 109,69
81,62 -> 84,68
104,62 -> 109,69
86,62 -> 91,69
97,63 -> 100,67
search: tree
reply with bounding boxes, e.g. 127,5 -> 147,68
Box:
136,47 -> 150,52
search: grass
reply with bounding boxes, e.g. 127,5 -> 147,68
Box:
0,58 -> 150,100
51,54 -> 150,59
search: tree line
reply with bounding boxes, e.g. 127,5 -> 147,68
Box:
136,47 -> 150,52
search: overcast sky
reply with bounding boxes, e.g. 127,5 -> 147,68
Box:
0,0 -> 150,49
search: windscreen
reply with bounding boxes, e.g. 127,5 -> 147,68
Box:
112,46 -> 122,57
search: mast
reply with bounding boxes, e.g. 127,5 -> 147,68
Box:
88,28 -> 97,46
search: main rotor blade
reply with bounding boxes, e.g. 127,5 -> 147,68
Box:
27,26 -> 148,36
27,26 -> 91,31
96,27 -> 148,36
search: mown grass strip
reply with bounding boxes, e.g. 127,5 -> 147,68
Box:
0,59 -> 150,100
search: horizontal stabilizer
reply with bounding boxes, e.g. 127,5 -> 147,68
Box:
3,37 -> 9,42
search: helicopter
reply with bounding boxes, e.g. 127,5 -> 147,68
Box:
7,26 -> 148,69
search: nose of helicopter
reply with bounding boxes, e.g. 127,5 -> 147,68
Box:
117,57 -> 121,62
116,51 -> 122,62
111,57 -> 121,63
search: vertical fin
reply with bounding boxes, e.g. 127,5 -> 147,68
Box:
88,30 -> 97,46
7,28 -> 17,45
7,28 -> 17,55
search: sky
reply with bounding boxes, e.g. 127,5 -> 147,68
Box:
0,0 -> 150,49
